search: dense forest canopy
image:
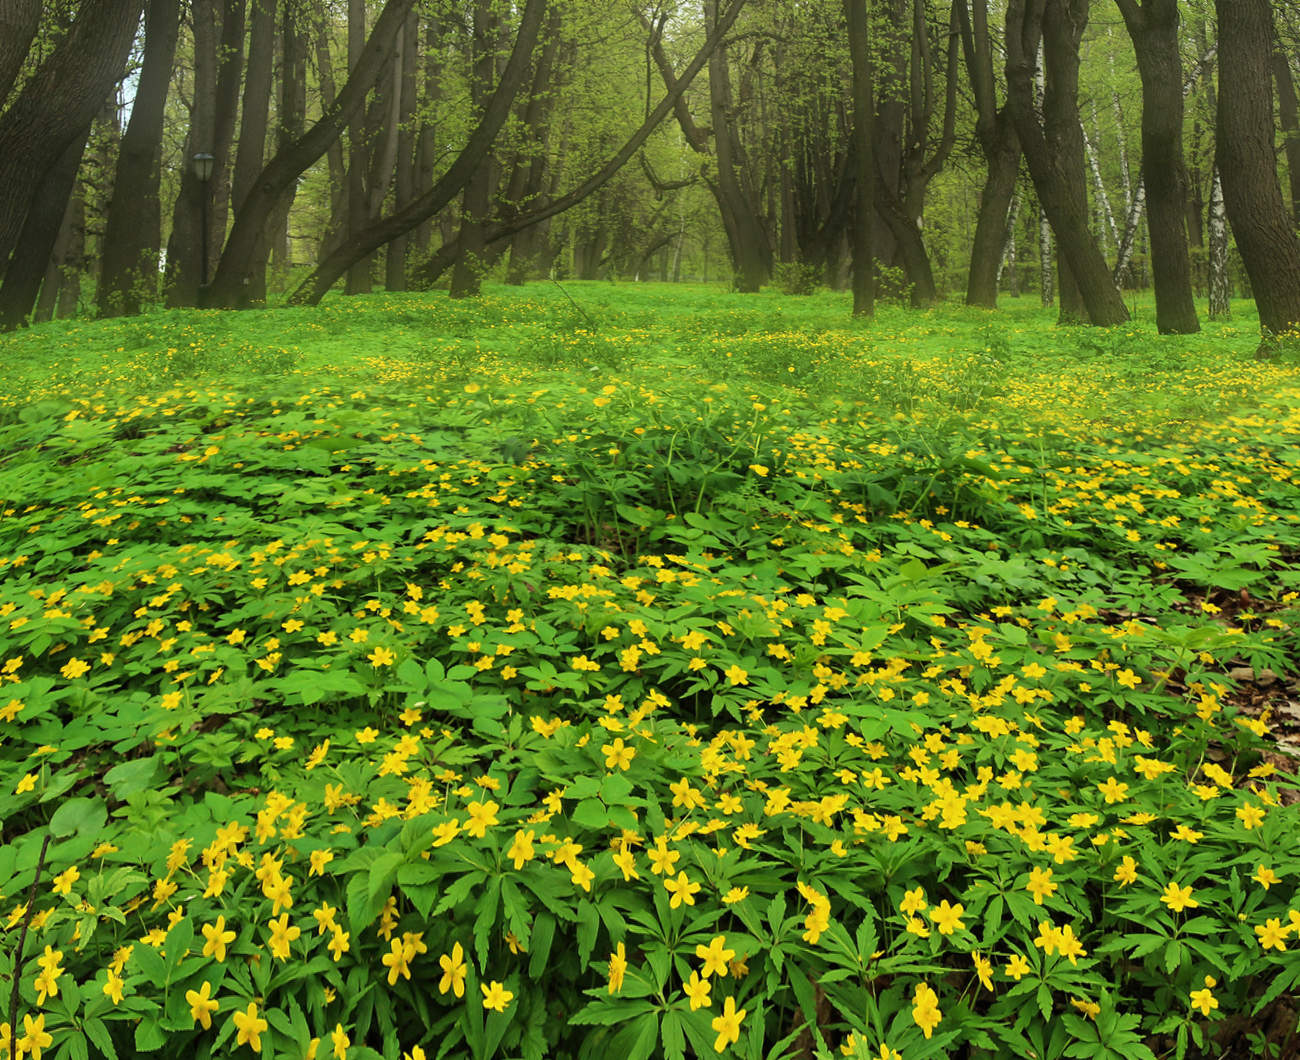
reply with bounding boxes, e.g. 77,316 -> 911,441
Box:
2,0 -> 1300,335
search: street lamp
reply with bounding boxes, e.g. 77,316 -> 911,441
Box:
192,153 -> 215,296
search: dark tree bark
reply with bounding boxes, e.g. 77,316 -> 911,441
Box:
1273,46 -> 1300,227
228,0 -> 276,305
1114,0 -> 1199,333
0,0 -> 144,278
1004,0 -> 1129,326
385,10 -> 419,291
346,0 -> 372,293
97,0 -> 181,317
450,0 -> 502,299
163,0 -> 219,305
295,0 -> 745,304
0,125 -> 92,329
210,0 -> 247,262
206,0 -> 417,307
1215,0 -> 1300,336
957,0 -> 1021,307
702,0 -> 771,292
315,15 -> 348,258
0,0 -> 42,103
413,15 -> 446,258
270,3 -> 307,276
845,0 -> 874,316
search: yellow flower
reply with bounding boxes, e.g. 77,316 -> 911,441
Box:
202,916 -> 237,962
327,928 -> 350,962
929,900 -> 966,935
664,871 -> 701,909
1159,882 -> 1198,914
330,1023 -> 350,1060
972,952 -> 993,991
232,1002 -> 268,1053
1005,953 -> 1031,980
439,942 -> 468,997
1255,918 -> 1288,951
465,800 -> 499,838
18,1014 -> 52,1060
506,829 -> 536,870
60,657 -> 90,680
266,913 -> 301,961
696,935 -> 736,979
607,942 -> 627,995
1237,802 -> 1265,829
1025,867 -> 1056,905
103,968 -> 125,1005
1113,855 -> 1138,887
724,664 -> 748,685
382,937 -> 413,985
602,738 -> 635,770
481,980 -> 513,1012
710,996 -> 746,1052
911,982 -> 942,1039
1189,986 -> 1219,1017
683,970 -> 712,1010
1253,865 -> 1280,890
900,886 -> 927,916
367,646 -> 395,667
51,866 -> 79,895
186,981 -> 220,1030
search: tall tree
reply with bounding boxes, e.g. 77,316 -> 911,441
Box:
844,0 -> 874,316
294,0 -> 746,304
1114,0 -> 1199,333
449,0 -> 503,299
0,0 -> 145,294
228,0 -> 277,305
1215,0 -> 1300,336
97,0 -> 181,317
1004,0 -> 1129,326
0,0 -> 43,103
205,0 -> 417,307
957,0 -> 1021,307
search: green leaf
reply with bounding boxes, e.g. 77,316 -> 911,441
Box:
48,796 -> 106,838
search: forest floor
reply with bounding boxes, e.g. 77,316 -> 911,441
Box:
1,284 -> 1299,1060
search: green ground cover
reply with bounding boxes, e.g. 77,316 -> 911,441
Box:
0,284 -> 1298,1060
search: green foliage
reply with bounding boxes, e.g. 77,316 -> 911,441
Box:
772,263 -> 822,296
0,284 -> 1298,1060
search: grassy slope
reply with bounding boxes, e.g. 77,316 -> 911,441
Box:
1,285 -> 1299,1060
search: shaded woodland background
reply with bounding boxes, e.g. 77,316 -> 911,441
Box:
2,0 -> 1300,336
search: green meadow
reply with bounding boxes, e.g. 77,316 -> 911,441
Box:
1,284 -> 1298,1060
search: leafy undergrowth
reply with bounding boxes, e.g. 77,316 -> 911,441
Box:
1,285 -> 1299,1060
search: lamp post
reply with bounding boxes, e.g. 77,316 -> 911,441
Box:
192,153 -> 215,300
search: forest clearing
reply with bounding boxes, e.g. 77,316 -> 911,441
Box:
0,285 -> 1298,1059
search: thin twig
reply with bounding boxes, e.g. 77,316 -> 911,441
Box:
6,833 -> 51,1057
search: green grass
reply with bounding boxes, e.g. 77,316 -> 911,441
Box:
1,284 -> 1298,1060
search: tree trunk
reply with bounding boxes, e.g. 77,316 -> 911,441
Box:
96,0 -> 180,317
0,124 -> 92,329
1038,207 -> 1053,306
270,3 -> 307,278
450,0 -> 500,299
845,0 -> 875,316
206,0 -> 417,307
703,0 -> 771,292
1273,46 -> 1300,227
385,10 -> 419,291
297,0 -> 742,303
346,0 -> 371,293
164,0 -> 216,305
0,0 -> 144,278
0,0 -> 42,104
1005,0 -> 1128,326
957,0 -> 1021,307
228,0 -> 276,306
413,16 -> 445,258
1208,167 -> 1231,319
1115,0 -> 1199,333
1215,0 -> 1300,336
315,16 -> 348,260
206,0 -> 247,283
